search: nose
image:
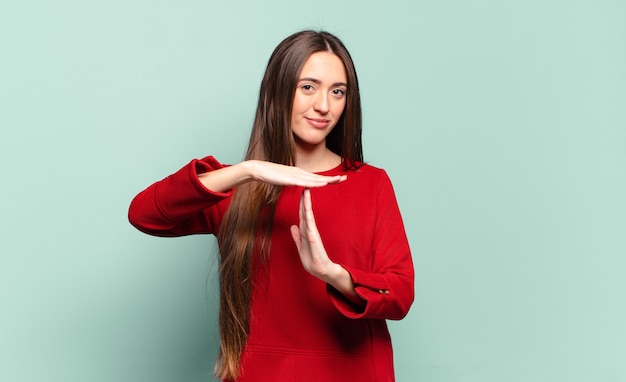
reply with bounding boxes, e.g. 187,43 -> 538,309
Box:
313,92 -> 329,115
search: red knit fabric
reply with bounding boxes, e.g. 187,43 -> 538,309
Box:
128,156 -> 414,382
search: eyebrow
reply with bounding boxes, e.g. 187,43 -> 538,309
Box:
298,77 -> 348,88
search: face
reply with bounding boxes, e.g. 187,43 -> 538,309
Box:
290,51 -> 347,150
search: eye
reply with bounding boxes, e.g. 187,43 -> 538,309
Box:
331,88 -> 346,98
301,84 -> 315,93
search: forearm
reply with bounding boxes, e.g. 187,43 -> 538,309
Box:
198,160 -> 346,192
326,268 -> 414,320
129,156 -> 230,236
197,161 -> 255,192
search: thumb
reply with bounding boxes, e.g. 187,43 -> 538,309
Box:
290,225 -> 301,250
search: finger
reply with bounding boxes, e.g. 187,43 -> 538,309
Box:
290,225 -> 301,250
299,188 -> 306,226
325,175 -> 347,184
298,191 -> 313,254
303,188 -> 312,213
292,176 -> 338,188
302,189 -> 319,237
313,174 -> 347,185
298,189 -> 309,241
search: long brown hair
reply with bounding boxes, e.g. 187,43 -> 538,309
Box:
214,30 -> 363,380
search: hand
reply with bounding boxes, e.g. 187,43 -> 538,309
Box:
248,160 -> 346,188
198,160 -> 346,193
290,189 -> 364,305
290,188 -> 335,279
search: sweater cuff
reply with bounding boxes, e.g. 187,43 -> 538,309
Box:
153,156 -> 232,221
188,155 -> 234,198
326,264 -> 390,319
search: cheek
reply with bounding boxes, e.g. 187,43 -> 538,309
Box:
333,99 -> 347,115
291,94 -> 308,114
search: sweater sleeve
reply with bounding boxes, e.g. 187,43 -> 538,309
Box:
128,156 -> 232,237
327,170 -> 414,320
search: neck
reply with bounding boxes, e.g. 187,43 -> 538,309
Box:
294,141 -> 341,173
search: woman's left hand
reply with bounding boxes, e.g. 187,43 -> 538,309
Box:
290,188 -> 335,278
290,189 -> 364,305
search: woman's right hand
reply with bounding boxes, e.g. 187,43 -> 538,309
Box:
197,160 -> 346,193
246,160 -> 346,187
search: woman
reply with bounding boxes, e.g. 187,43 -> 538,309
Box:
129,30 -> 414,382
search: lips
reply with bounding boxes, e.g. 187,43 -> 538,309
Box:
305,117 -> 330,129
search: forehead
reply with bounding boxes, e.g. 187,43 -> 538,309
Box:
299,52 -> 347,83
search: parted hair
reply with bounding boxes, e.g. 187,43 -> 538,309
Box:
214,30 -> 363,380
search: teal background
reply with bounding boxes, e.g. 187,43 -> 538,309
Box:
1,1 -> 625,381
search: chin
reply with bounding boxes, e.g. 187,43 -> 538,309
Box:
294,136 -> 328,148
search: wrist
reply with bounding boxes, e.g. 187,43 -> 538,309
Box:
325,263 -> 364,306
237,160 -> 258,183
326,263 -> 345,284
324,263 -> 350,290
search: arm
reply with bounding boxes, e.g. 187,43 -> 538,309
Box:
129,156 -> 347,236
291,171 -> 414,320
128,156 -> 232,236
332,171 -> 414,320
290,189 -> 365,306
199,160 -> 346,193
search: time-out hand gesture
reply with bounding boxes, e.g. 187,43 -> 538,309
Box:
290,189 -> 364,305
198,160 -> 346,193
290,188 -> 335,278
248,160 -> 346,188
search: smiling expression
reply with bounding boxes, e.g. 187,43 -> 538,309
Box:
290,51 -> 348,151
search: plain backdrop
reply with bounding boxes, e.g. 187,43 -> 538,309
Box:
1,1 -> 625,381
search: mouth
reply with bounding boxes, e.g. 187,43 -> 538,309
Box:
305,117 -> 330,129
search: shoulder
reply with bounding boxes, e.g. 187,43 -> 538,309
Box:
349,162 -> 390,180
341,162 -> 396,192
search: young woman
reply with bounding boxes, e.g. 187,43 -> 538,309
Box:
129,30 -> 414,382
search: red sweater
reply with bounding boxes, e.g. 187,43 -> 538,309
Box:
128,156 -> 414,382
